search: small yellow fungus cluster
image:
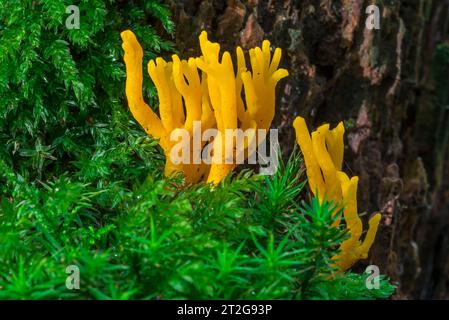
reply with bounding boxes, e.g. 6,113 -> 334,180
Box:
121,30 -> 288,184
293,116 -> 381,271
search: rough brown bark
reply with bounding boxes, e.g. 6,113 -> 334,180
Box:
164,0 -> 449,299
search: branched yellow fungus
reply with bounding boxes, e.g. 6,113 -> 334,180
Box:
121,30 -> 214,183
293,116 -> 381,271
196,31 -> 288,183
121,29 -> 288,184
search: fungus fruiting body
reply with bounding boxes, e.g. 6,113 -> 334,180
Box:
121,30 -> 213,183
293,116 -> 381,271
121,30 -> 288,184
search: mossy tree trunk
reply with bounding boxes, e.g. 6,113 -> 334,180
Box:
163,0 -> 449,299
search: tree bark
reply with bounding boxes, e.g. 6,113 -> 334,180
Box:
165,0 -> 449,299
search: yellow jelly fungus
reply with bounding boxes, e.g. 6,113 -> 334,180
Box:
121,30 -> 214,183
293,116 -> 381,272
121,29 -> 288,184
195,32 -> 288,183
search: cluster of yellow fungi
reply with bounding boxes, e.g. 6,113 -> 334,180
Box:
293,117 -> 381,271
121,29 -> 380,272
121,30 -> 288,184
